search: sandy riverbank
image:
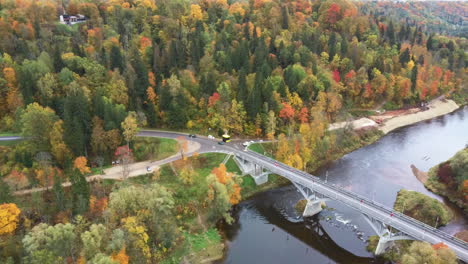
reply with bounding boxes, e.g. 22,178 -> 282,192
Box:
379,99 -> 459,134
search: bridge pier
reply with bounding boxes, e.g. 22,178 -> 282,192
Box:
292,182 -> 327,217
363,215 -> 413,256
234,156 -> 270,185
303,199 -> 323,217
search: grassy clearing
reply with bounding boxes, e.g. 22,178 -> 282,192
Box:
0,139 -> 22,146
161,228 -> 223,264
132,137 -> 178,161
0,132 -> 20,137
248,142 -> 275,157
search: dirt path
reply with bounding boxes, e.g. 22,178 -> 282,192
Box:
328,117 -> 377,131
13,141 -> 201,196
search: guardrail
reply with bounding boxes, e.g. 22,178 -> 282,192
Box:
234,148 -> 468,252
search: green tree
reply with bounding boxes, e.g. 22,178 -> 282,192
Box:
20,103 -> 59,151
70,169 -> 90,215
52,175 -> 65,212
63,89 -> 91,156
22,223 -> 77,261
81,224 -> 108,260
108,183 -> 177,246
110,45 -> 124,73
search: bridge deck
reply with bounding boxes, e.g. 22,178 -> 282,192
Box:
230,147 -> 468,262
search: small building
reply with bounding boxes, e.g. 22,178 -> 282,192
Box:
59,14 -> 87,25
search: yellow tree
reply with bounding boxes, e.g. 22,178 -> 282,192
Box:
121,217 -> 151,261
0,203 -> 21,236
74,156 -> 91,174
275,133 -> 290,163
50,120 -> 71,166
121,113 -> 139,148
190,4 -> 203,21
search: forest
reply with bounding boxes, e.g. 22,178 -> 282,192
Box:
0,0 -> 467,263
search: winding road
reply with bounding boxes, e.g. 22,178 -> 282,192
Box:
4,131 -> 468,261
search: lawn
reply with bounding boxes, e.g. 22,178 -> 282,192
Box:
248,142 -> 275,158
132,137 -> 178,161
0,132 -> 20,137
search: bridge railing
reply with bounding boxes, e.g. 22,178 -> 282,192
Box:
240,149 -> 468,250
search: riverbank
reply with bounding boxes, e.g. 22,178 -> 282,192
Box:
377,99 -> 459,134
424,148 -> 468,214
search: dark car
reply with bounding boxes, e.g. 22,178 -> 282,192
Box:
218,141 -> 225,145
188,134 -> 197,138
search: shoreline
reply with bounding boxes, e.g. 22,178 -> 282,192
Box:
378,99 -> 460,134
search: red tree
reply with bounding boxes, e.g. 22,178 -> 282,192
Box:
279,103 -> 295,121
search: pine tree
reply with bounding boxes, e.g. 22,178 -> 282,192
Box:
411,64 -> 418,95
328,33 -> 337,62
237,69 -> 248,103
340,36 -> 348,57
53,175 -> 65,212
387,21 -> 395,45
70,169 -> 90,215
281,5 -> 289,29
399,48 -> 410,65
426,34 -> 434,51
110,45 -> 124,73
63,90 -> 91,156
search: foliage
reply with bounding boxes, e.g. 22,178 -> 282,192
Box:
401,241 -> 457,264
0,203 -> 21,236
426,148 -> 468,212
394,189 -> 452,227
22,223 -> 77,260
108,183 -> 177,246
74,156 -> 91,174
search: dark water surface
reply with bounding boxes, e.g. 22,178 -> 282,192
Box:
221,106 -> 468,264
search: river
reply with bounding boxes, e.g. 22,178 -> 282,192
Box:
219,106 -> 468,264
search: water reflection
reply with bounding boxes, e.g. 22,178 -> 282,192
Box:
222,106 -> 468,263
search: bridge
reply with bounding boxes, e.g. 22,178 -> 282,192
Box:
136,130 -> 468,261
5,131 -> 468,261
226,147 -> 468,261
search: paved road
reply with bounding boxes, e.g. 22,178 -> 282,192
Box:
139,130 -> 468,262
10,130 -> 468,261
0,136 -> 22,141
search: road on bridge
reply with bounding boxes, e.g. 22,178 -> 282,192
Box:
139,130 -> 468,262
8,130 -> 468,261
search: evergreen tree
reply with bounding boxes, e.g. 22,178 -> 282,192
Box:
411,63 -> 418,95
63,90 -> 91,156
53,175 -> 65,212
340,36 -> 348,56
281,5 -> 289,29
399,48 -> 410,65
70,169 -> 90,215
130,48 -> 150,109
237,69 -> 248,103
426,34 -> 434,51
0,179 -> 13,204
110,45 -> 124,73
328,33 -> 337,62
386,21 -> 395,45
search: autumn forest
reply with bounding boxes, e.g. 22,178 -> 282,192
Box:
0,0 -> 467,263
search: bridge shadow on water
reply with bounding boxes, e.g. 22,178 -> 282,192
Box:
220,186 -> 384,264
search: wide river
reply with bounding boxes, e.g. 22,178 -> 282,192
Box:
220,106 -> 468,264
